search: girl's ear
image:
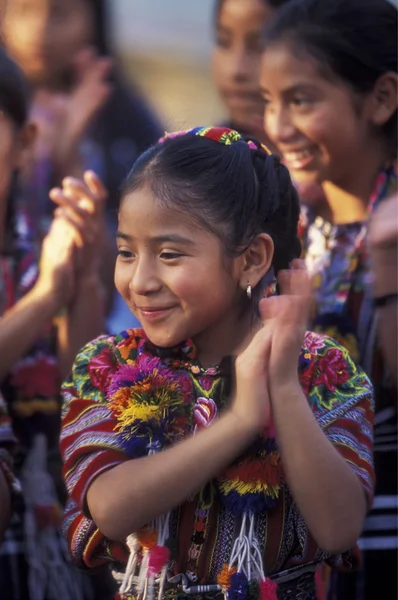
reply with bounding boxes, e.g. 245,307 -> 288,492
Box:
14,122 -> 37,171
368,72 -> 398,127
238,233 -> 274,293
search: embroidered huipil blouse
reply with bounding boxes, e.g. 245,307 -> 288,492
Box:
60,328 -> 374,596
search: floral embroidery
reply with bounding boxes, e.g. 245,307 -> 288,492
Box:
313,348 -> 350,392
194,397 -> 217,432
301,164 -> 397,366
88,347 -> 117,392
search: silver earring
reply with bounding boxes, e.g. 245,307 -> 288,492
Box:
246,283 -> 252,299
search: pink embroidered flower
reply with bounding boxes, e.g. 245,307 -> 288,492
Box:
194,397 -> 217,432
314,348 -> 350,392
304,332 -> 326,354
11,357 -> 59,398
88,347 -> 117,392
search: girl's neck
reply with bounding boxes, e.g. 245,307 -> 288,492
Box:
320,142 -> 391,225
193,306 -> 259,368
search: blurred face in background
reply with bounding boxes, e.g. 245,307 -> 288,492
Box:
212,0 -> 276,135
1,0 -> 95,88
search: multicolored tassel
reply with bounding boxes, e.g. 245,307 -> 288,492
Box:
229,572 -> 249,599
259,578 -> 277,600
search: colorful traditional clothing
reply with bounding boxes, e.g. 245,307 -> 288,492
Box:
61,327 -> 374,600
300,165 -> 397,599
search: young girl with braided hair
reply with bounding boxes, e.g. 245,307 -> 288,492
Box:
60,126 -> 374,600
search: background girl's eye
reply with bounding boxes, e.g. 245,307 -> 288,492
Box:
292,96 -> 312,107
215,36 -> 231,49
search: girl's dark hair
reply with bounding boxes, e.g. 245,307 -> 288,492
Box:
264,0 -> 398,152
214,0 -> 290,21
0,49 -> 30,246
122,134 -> 301,280
87,0 -> 112,56
0,48 -> 29,128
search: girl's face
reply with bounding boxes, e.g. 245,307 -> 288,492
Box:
260,42 -> 373,189
2,0 -> 95,86
212,0 -> 275,133
115,185 -> 249,359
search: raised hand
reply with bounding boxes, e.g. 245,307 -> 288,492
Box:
49,171 -> 108,278
232,261 -> 312,433
259,260 -> 313,395
36,217 -> 77,309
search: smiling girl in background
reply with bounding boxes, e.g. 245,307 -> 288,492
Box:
261,0 -> 397,597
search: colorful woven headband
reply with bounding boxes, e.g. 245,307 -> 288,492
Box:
159,126 -> 271,155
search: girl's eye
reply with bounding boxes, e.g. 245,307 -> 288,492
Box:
292,96 -> 312,107
215,36 -> 230,49
247,38 -> 265,54
117,250 -> 134,260
160,252 -> 182,260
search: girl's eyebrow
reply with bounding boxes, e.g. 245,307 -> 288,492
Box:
116,231 -> 132,240
116,232 -> 195,246
261,83 -> 319,96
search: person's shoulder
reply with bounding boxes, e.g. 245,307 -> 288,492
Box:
73,328 -> 147,366
64,328 -> 148,398
299,331 -> 373,414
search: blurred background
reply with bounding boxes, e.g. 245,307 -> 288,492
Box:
111,0 -> 225,130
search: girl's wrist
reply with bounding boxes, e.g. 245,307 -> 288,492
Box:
270,377 -> 304,408
30,281 -> 65,314
227,406 -> 264,438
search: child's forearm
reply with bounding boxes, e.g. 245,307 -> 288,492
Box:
271,382 -> 367,553
0,286 -> 60,381
57,275 -> 105,380
87,410 -> 257,540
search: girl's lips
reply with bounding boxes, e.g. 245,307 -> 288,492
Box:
136,306 -> 176,321
283,147 -> 317,170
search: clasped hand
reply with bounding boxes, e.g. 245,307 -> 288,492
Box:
233,260 -> 313,434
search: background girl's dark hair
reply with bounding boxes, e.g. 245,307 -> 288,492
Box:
263,0 -> 398,154
0,49 -> 30,248
87,0 -> 112,57
0,48 -> 29,128
122,134 -> 301,280
214,0 -> 290,21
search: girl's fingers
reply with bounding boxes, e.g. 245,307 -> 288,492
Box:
258,296 -> 282,322
290,258 -> 306,271
53,209 -> 86,248
277,262 -> 311,297
83,171 -> 107,205
50,190 -> 88,222
58,173 -> 107,212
